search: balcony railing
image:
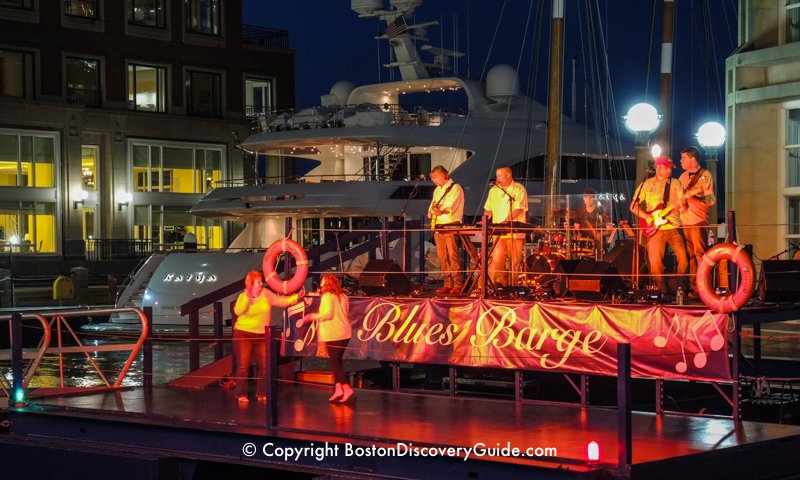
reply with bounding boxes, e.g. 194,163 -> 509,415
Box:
242,24 -> 289,49
85,239 -> 153,261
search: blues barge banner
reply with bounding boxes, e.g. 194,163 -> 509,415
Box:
283,297 -> 731,382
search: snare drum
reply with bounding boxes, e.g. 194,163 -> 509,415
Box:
571,236 -> 595,257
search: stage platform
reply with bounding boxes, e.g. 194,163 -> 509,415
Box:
4,382 -> 800,479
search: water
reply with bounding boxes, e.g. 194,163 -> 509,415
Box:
5,337 -> 232,389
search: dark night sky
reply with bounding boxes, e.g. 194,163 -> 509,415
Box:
242,0 -> 738,157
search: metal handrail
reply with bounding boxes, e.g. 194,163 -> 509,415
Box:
0,312 -> 50,395
0,307 -> 148,391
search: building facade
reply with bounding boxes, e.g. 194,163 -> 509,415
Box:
0,0 -> 294,259
726,0 -> 800,261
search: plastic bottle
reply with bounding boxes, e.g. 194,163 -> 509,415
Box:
675,285 -> 685,305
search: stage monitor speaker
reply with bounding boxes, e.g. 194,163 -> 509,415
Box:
359,259 -> 414,296
567,260 -> 627,301
604,238 -> 646,277
758,260 -> 800,303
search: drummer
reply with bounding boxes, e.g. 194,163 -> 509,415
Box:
571,187 -> 613,259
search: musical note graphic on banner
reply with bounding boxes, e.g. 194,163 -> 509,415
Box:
653,313 -> 727,373
700,311 -> 726,352
286,302 -> 310,351
675,341 -> 688,373
654,314 -> 680,348
690,325 -> 707,369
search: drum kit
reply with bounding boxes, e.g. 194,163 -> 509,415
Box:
522,209 -> 597,289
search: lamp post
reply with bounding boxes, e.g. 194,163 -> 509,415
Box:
624,103 -> 662,186
8,234 -> 18,307
696,121 -> 726,226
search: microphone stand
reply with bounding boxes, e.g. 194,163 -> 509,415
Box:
400,175 -> 425,274
491,182 -> 517,286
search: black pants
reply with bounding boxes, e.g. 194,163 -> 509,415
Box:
326,339 -> 350,384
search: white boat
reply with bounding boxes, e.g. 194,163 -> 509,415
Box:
109,0 -> 633,327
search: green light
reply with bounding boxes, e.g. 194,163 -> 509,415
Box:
13,388 -> 25,404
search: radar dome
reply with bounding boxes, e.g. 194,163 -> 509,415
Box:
329,81 -> 356,105
486,65 -> 520,103
351,0 -> 383,16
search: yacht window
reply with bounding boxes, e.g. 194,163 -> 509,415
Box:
66,56 -> 101,107
128,63 -> 167,112
129,0 -> 166,28
0,49 -> 34,99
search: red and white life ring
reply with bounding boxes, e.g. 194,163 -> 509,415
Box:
696,242 -> 755,313
262,238 -> 309,294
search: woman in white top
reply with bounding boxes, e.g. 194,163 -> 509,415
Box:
299,274 -> 353,403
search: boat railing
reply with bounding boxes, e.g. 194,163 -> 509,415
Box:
1,307 -> 148,403
253,103 -> 466,133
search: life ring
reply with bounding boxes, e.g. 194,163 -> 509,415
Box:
262,238 -> 309,294
696,242 -> 755,313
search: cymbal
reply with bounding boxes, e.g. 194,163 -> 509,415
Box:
551,208 -> 580,219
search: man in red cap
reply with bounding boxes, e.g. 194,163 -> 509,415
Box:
629,155 -> 689,299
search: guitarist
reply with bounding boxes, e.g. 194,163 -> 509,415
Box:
629,155 -> 689,299
428,165 -> 465,296
678,146 -> 716,298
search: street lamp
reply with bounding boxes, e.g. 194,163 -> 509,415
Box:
624,103 -> 662,186
696,121 -> 726,225
8,234 -> 18,307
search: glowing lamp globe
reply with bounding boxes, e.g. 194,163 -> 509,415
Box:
624,103 -> 660,134
697,122 -> 726,148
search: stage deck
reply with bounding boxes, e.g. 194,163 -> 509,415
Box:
7,383 -> 800,479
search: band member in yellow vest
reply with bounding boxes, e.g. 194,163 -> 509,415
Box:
629,156 -> 689,299
678,146 -> 716,298
428,165 -> 465,295
484,165 -> 528,287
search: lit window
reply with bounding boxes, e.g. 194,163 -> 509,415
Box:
0,201 -> 56,253
81,146 -> 98,190
245,77 -> 273,117
66,56 -> 101,107
186,70 -> 221,117
0,133 -> 55,187
134,204 -> 221,249
0,0 -> 33,9
64,0 -> 98,19
185,0 -> 219,36
128,63 -> 167,112
0,50 -> 34,99
788,1 -> 800,43
130,0 -> 165,28
131,140 -> 223,194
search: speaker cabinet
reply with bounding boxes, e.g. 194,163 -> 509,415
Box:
567,260 -> 627,300
359,259 -> 414,296
758,260 -> 800,303
604,238 -> 646,278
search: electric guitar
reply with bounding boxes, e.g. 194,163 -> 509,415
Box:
640,205 -> 673,237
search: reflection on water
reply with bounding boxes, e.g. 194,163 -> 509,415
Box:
5,338 -> 233,389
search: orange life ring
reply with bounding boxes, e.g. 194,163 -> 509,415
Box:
262,238 -> 309,294
696,242 -> 755,313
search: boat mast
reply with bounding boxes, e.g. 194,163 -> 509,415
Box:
657,0 -> 675,155
544,0 -> 565,226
